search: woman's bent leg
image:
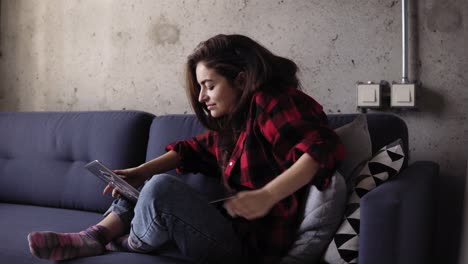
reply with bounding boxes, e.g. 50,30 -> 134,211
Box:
129,174 -> 243,263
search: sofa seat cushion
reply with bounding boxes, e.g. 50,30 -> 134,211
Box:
0,203 -> 187,264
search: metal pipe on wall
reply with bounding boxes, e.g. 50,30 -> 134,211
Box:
401,0 -> 409,84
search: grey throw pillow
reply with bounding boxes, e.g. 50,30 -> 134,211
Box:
280,172 -> 347,264
334,114 -> 373,185
280,114 -> 373,263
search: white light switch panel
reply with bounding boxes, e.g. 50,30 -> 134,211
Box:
391,83 -> 416,107
357,83 -> 380,107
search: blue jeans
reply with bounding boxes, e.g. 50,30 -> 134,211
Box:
104,174 -> 243,263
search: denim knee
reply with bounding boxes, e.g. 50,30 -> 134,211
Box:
139,174 -> 182,204
127,174 -> 183,251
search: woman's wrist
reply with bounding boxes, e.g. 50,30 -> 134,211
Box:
136,164 -> 153,180
260,186 -> 282,206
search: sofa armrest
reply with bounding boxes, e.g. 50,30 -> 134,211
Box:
359,161 -> 439,264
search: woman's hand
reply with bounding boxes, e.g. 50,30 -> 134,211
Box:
101,151 -> 181,199
223,188 -> 278,220
102,166 -> 150,198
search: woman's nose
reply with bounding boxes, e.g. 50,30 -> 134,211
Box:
198,88 -> 207,103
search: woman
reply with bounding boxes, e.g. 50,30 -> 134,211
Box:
27,34 -> 346,263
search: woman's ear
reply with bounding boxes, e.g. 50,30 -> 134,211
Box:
235,72 -> 246,87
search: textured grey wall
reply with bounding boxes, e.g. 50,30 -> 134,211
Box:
0,0 -> 467,262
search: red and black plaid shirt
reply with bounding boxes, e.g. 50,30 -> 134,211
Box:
166,87 -> 346,263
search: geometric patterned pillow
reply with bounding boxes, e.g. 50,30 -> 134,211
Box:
322,139 -> 405,264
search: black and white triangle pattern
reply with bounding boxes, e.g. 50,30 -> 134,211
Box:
323,139 -> 404,264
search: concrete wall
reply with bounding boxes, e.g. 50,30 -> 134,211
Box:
1,0 -> 467,262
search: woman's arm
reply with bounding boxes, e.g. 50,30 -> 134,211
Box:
225,152 -> 319,220
225,90 -> 344,220
136,150 -> 181,178
103,150 -> 181,196
263,152 -> 319,203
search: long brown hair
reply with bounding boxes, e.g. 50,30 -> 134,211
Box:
185,34 -> 301,132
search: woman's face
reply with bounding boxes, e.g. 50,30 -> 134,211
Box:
196,63 -> 240,118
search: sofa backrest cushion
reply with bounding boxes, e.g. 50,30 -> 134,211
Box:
328,113 -> 409,168
0,111 -> 154,213
146,113 -> 408,199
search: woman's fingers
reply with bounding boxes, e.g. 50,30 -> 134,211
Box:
223,203 -> 237,218
111,188 -> 123,199
103,184 -> 121,199
113,169 -> 129,178
224,191 -> 273,220
103,184 -> 112,195
225,198 -> 248,218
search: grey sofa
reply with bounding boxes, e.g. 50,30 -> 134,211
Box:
0,111 -> 439,264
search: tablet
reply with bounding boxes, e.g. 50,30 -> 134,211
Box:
208,196 -> 235,204
85,160 -> 139,203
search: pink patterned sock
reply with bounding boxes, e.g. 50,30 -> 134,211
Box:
105,234 -> 131,252
105,234 -> 145,253
27,225 -> 111,261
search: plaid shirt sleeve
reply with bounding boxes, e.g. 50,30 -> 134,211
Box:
165,131 -> 220,177
255,88 -> 346,190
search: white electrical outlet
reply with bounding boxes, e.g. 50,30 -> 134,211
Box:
357,83 -> 381,108
391,83 -> 416,107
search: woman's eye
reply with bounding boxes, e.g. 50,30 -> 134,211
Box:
207,86 -> 214,90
